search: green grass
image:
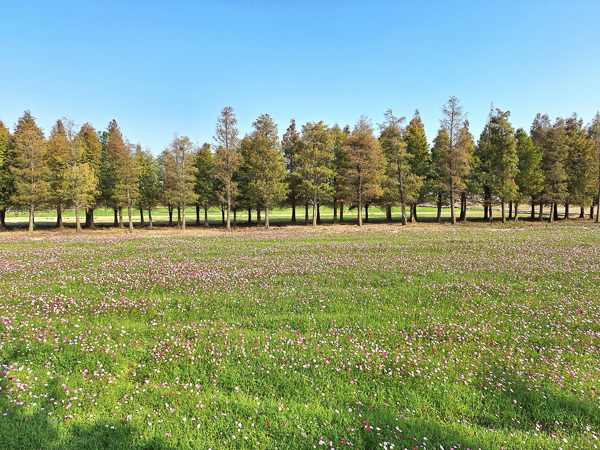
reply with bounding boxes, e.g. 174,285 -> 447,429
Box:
0,226 -> 599,449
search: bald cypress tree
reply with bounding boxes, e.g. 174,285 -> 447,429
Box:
486,109 -> 519,223
10,111 -> 49,232
192,143 -> 215,227
439,96 -> 470,224
430,128 -> 450,222
61,129 -> 99,233
243,114 -> 287,229
342,116 -> 386,227
330,124 -> 350,224
47,119 -> 70,229
282,119 -> 301,224
135,145 -> 161,228
99,120 -> 124,227
404,110 -> 429,222
296,121 -> 335,227
213,107 -> 241,231
531,114 -> 569,223
114,141 -> 140,232
588,113 -> 600,222
379,109 -> 421,225
0,121 -> 13,231
514,128 -> 543,221
564,114 -> 598,218
77,123 -> 102,228
163,135 -> 198,230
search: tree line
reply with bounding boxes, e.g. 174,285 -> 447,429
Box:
1,97 -> 599,233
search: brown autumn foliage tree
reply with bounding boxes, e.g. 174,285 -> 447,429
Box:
162,135 -> 198,230
10,111 -> 50,232
342,116 -> 386,226
114,141 -> 140,232
439,96 -> 470,224
213,107 -> 241,231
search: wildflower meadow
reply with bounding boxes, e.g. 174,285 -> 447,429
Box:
0,225 -> 599,449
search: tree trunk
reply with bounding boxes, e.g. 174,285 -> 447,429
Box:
29,204 -> 34,233
459,192 -> 467,221
168,206 -> 174,227
549,202 -> 555,223
256,207 -> 261,227
580,206 -> 585,219
357,196 -> 363,227
386,205 -> 391,223
86,208 -> 96,229
247,207 -> 252,225
305,202 -> 309,225
113,208 -> 119,227
0,208 -> 6,231
312,200 -> 317,227
450,190 -> 456,225
589,204 -> 594,220
501,199 -> 506,223
181,204 -> 186,230
340,203 -> 344,222
265,203 -> 270,229
514,203 -> 519,221
56,206 -> 64,230
128,205 -> 133,233
401,203 -> 407,225
317,203 -> 321,224
564,203 -> 570,220
508,201 -> 513,221
436,194 -> 442,223
291,198 -> 297,225
148,210 -> 153,228
119,207 -> 124,228
364,204 -> 369,223
553,203 -> 559,221
226,192 -> 231,231
530,201 -> 535,220
538,203 -> 543,221
483,198 -> 489,221
139,207 -> 145,226
411,204 -> 418,223
234,209 -> 237,227
75,208 -> 82,233
204,207 -> 209,227
195,205 -> 200,226
596,187 -> 600,223
221,206 -> 225,225
177,207 -> 182,229
333,199 -> 338,224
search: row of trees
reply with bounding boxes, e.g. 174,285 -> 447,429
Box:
1,98 -> 599,232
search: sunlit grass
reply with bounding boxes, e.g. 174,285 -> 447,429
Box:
0,226 -> 599,449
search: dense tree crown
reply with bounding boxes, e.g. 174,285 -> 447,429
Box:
2,103 -> 600,232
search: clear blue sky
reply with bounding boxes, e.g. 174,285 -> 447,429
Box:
1,0 -> 599,153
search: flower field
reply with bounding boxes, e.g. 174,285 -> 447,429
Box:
0,226 -> 599,449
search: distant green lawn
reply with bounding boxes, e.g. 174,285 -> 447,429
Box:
3,205 -> 487,228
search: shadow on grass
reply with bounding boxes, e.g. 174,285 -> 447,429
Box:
0,377 -> 169,450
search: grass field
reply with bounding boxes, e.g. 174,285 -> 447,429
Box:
0,225 -> 599,449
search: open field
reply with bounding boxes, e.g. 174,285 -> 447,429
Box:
0,226 -> 599,449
